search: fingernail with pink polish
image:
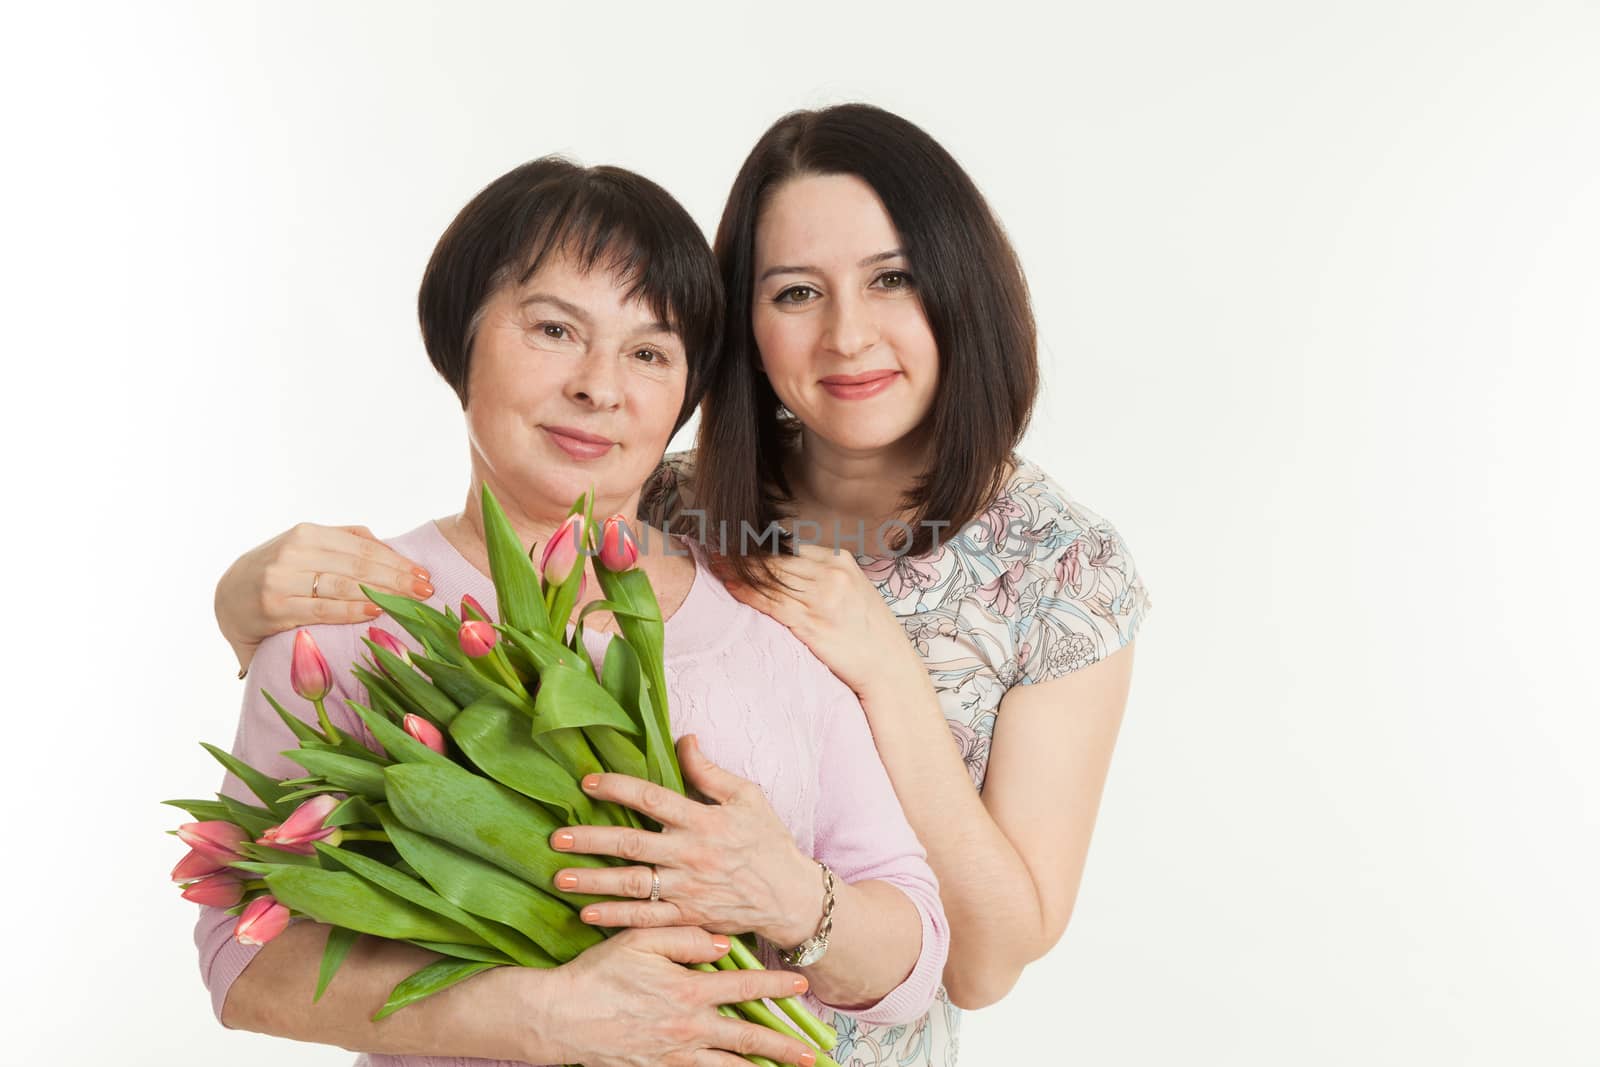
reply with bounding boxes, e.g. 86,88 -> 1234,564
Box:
552,831 -> 574,849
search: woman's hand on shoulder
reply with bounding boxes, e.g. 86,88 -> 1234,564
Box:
724,544 -> 917,698
216,522 -> 432,669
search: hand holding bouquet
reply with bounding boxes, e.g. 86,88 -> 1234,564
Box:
167,488 -> 839,1067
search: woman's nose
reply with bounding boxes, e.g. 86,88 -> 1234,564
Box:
566,350 -> 623,409
822,291 -> 880,359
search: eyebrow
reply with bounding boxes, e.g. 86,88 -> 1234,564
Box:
757,248 -> 906,283
521,294 -> 673,337
520,293 -> 592,325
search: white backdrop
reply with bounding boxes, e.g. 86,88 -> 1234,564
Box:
4,2 -> 1597,1064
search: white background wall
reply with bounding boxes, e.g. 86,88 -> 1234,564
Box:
4,2 -> 1596,1064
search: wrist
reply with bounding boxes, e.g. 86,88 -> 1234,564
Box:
487,963 -> 567,1064
767,852 -> 830,950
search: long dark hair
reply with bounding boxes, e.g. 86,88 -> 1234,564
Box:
694,103 -> 1039,585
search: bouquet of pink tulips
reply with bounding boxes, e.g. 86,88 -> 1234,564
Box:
167,488 -> 839,1067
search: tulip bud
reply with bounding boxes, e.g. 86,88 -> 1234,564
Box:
290,630 -> 332,702
367,627 -> 410,666
257,794 -> 342,855
234,894 -> 292,947
459,619 -> 498,658
403,714 -> 447,754
460,593 -> 489,622
598,515 -> 640,572
540,514 -> 586,586
181,871 -> 244,908
176,821 -> 249,865
171,847 -> 227,883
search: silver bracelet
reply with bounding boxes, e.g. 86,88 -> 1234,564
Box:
778,861 -> 836,967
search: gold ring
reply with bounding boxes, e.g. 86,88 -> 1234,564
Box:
649,867 -> 661,903
311,572 -> 322,599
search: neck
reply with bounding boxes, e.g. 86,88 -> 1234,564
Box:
791,425 -> 928,529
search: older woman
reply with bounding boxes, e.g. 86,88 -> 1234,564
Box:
198,157 -> 947,1067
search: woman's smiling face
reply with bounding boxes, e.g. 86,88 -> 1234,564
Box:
463,249 -> 687,521
750,173 -> 940,456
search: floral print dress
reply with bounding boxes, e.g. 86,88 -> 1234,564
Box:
641,451 -> 1152,1067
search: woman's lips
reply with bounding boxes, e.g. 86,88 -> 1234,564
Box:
543,426 -> 615,461
819,370 -> 900,400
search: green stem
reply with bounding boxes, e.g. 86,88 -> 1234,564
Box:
486,648 -> 526,694
698,967 -> 813,1067
727,936 -> 839,1052
312,697 -> 342,744
241,879 -> 267,892
338,829 -> 390,842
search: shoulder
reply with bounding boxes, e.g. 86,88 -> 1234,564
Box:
1000,456 -> 1153,682
640,449 -> 699,532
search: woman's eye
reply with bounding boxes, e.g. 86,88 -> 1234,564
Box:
633,348 -> 666,365
875,270 -> 913,290
541,323 -> 568,340
775,285 -> 818,304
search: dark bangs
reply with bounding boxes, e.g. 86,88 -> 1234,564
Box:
419,157 -> 722,431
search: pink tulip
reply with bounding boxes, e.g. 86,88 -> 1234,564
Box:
403,714 -> 447,754
368,626 -> 410,666
257,794 -> 342,855
460,593 -> 489,621
540,514 -> 586,585
181,871 -> 244,907
598,515 -> 640,572
176,821 -> 249,864
459,619 -> 498,658
291,630 -> 332,702
234,895 -> 292,947
171,847 -> 227,883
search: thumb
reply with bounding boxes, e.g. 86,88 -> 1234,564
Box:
677,735 -> 746,805
618,925 -> 731,965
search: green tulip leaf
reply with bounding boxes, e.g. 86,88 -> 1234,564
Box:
383,763 -> 609,905
481,484 -> 552,636
261,865 -> 482,945
530,666 -> 640,736
404,941 -> 520,965
201,743 -> 295,818
450,700 -> 595,824
284,750 -> 388,800
357,649 -> 462,726
315,843 -> 549,968
376,808 -> 602,959
263,690 -> 325,745
346,700 -> 455,768
315,925 -> 360,1002
372,958 -> 499,1021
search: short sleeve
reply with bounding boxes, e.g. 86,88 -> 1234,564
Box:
1016,502 -> 1151,685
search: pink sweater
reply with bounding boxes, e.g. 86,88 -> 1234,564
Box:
194,521 -> 947,1066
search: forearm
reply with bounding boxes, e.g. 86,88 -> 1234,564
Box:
222,921 -> 550,1062
777,877 -> 923,1010
857,662 -> 1050,1000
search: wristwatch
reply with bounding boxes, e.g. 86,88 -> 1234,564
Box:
778,861 -> 836,967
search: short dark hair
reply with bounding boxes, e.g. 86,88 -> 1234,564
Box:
695,104 -> 1039,584
418,156 -> 723,431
